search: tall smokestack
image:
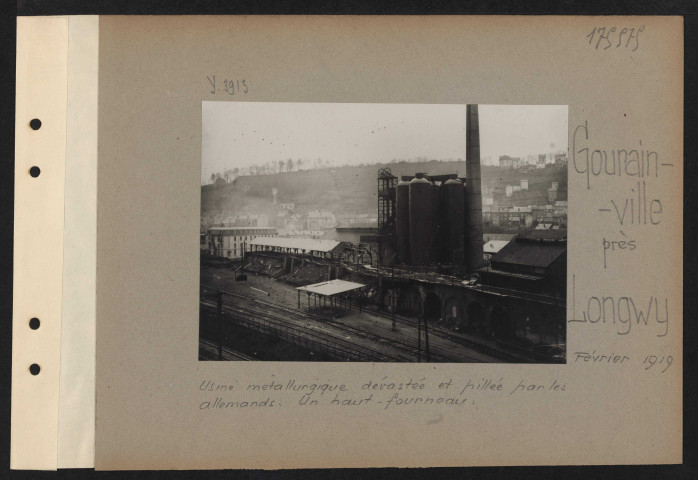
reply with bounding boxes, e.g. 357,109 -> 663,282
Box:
465,104 -> 484,273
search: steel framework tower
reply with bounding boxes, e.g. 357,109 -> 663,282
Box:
377,167 -> 398,235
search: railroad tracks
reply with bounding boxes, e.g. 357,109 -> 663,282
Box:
199,338 -> 256,361
201,300 -> 402,362
336,302 -> 528,363
201,285 -> 500,362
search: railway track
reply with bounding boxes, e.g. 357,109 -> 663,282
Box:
199,338 -> 256,361
236,300 -> 454,362
217,282 -> 526,363
335,300 -> 529,363
202,289 -> 450,361
201,285 -> 503,362
201,300 -> 403,362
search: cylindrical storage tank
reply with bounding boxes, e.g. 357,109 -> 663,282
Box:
444,179 -> 465,265
395,180 -> 411,264
409,177 -> 434,265
432,182 -> 446,263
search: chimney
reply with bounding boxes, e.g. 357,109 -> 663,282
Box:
465,104 -> 484,272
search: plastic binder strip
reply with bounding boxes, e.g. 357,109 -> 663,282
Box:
12,17 -> 69,470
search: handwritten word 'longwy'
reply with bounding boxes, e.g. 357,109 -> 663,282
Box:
570,293 -> 669,337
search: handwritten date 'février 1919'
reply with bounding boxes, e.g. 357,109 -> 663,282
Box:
207,75 -> 248,95
574,351 -> 673,373
587,25 -> 645,51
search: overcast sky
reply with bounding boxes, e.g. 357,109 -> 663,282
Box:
202,102 -> 568,184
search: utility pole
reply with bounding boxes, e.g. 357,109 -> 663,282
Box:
417,304 -> 422,363
391,266 -> 396,331
424,312 -> 430,362
217,291 -> 223,360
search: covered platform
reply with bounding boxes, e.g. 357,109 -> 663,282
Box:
248,237 -> 344,259
296,279 -> 367,313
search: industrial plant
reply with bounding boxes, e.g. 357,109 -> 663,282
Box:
199,103 -> 567,363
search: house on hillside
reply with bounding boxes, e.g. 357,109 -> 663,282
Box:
285,214 -> 304,231
499,155 -> 521,168
306,210 -> 336,229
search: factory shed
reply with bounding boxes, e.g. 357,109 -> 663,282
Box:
490,240 -> 565,270
296,279 -> 367,311
479,230 -> 566,297
248,237 -> 345,259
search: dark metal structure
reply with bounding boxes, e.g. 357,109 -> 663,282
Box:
377,167 -> 398,236
373,104 -> 485,272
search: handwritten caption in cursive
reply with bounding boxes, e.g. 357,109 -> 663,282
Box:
196,376 -> 568,412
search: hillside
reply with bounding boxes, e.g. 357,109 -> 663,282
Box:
201,160 -> 567,224
482,165 -> 568,207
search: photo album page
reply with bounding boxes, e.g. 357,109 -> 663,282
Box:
12,15 -> 683,470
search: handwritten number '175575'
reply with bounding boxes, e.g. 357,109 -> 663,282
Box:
587,26 -> 645,51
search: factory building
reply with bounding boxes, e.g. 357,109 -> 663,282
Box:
478,229 -> 566,298
329,224 -> 379,244
207,226 -> 278,259
483,239 -> 510,265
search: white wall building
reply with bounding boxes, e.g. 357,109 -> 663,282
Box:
207,227 -> 278,258
306,210 -> 337,229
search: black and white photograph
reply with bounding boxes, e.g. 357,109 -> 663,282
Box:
199,102 -> 568,363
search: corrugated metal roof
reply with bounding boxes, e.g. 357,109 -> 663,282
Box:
520,230 -> 567,241
249,237 -> 342,253
297,279 -> 366,296
490,238 -> 566,269
209,227 -> 277,233
335,223 -> 378,230
481,268 -> 545,281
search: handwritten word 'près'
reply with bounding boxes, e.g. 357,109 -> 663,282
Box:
586,25 -> 645,51
206,75 -> 249,96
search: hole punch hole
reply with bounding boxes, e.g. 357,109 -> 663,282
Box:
29,318 -> 40,330
29,364 -> 40,376
29,166 -> 40,178
30,118 -> 42,130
